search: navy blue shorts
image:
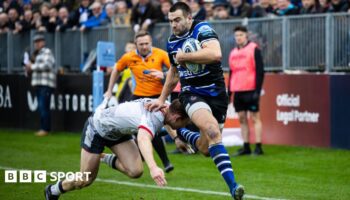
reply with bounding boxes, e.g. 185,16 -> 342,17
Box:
179,92 -> 229,124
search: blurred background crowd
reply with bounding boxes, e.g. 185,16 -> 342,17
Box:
0,0 -> 349,34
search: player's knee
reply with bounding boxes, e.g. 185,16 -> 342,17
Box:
202,122 -> 221,141
126,167 -> 143,179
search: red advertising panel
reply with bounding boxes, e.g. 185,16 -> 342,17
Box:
260,74 -> 331,147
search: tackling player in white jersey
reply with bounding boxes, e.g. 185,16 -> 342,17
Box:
44,98 -> 190,200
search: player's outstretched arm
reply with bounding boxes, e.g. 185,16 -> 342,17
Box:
104,67 -> 120,99
176,39 -> 222,65
137,129 -> 167,186
145,66 -> 179,111
164,125 -> 194,154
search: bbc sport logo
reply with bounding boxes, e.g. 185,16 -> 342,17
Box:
4,170 -> 91,183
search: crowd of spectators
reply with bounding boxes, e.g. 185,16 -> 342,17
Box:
0,0 -> 349,34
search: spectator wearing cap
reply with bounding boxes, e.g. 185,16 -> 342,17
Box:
114,1 -> 132,26
187,0 -> 207,20
327,0 -> 349,12
229,0 -> 252,18
251,0 -> 275,17
212,0 -> 231,19
130,0 -> 162,32
273,0 -> 299,15
24,34 -> 56,137
0,12 -> 9,33
300,0 -> 322,14
80,1 -> 108,32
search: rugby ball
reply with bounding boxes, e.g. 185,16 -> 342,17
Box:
182,38 -> 204,73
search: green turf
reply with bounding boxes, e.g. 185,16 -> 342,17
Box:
0,130 -> 349,200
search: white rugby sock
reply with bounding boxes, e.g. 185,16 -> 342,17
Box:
101,154 -> 117,169
50,181 -> 63,196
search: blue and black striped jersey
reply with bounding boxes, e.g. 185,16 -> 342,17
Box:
167,20 -> 226,97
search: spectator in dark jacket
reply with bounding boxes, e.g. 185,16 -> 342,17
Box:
31,0 -> 43,13
188,0 -> 207,20
71,0 -> 91,28
3,0 -> 23,15
56,6 -> 74,32
159,0 -> 173,22
327,0 -> 349,12
50,0 -> 65,10
251,0 -> 275,17
131,0 -> 161,32
229,0 -> 252,18
7,8 -> 19,31
300,0 -> 322,14
46,6 -> 58,33
19,9 -> 35,32
38,3 -> 50,32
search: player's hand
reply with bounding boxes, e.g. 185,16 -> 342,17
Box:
175,137 -> 195,154
175,49 -> 187,67
145,99 -> 166,112
104,90 -> 112,99
150,166 -> 167,186
146,69 -> 164,79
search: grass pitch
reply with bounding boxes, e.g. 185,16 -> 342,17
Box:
0,130 -> 349,200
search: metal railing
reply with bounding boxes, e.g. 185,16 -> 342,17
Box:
0,13 -> 349,73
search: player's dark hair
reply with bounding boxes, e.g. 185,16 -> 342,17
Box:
134,30 -> 151,41
169,99 -> 188,120
234,26 -> 248,33
169,2 -> 191,17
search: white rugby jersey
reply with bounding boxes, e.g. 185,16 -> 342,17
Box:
92,99 -> 165,141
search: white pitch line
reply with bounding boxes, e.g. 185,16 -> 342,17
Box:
0,166 -> 288,200
96,178 -> 287,200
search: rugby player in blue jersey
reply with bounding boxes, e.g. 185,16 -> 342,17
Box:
146,2 -> 244,199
